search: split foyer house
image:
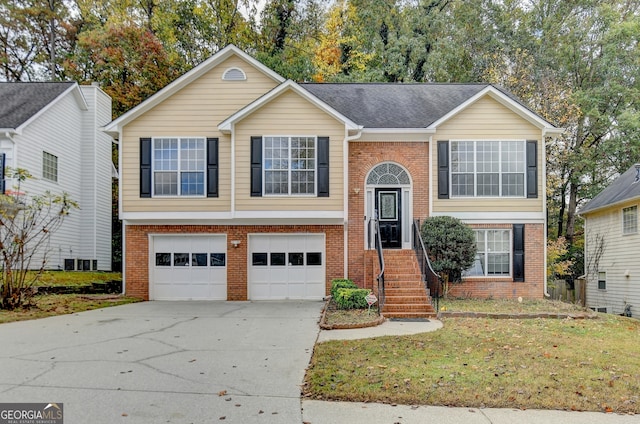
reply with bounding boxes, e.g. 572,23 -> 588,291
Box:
580,164 -> 640,316
0,82 -> 113,271
104,45 -> 561,308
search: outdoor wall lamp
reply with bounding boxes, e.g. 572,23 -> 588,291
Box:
231,240 -> 241,248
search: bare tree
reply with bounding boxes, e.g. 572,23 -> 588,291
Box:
0,169 -> 78,309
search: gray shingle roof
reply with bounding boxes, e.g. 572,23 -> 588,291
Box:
0,82 -> 75,129
300,83 -> 490,128
580,164 -> 640,215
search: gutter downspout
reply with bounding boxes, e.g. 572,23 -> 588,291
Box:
343,127 -> 363,278
230,123 -> 236,219
117,128 -> 126,296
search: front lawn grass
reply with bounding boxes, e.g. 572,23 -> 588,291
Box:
0,294 -> 141,324
33,270 -> 122,287
305,312 -> 640,413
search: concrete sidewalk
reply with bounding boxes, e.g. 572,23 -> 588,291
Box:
303,318 -> 638,424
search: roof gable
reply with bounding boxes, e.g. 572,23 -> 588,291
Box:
218,80 -> 361,132
103,44 -> 285,136
580,165 -> 640,215
0,82 -> 84,131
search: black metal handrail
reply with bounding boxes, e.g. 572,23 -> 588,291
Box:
374,218 -> 385,314
412,219 -> 442,311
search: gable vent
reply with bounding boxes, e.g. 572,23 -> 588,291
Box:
222,67 -> 247,81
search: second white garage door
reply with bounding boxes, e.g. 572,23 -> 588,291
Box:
151,235 -> 227,300
249,234 -> 326,300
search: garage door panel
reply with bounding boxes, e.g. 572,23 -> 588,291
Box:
151,235 -> 227,301
249,234 -> 326,300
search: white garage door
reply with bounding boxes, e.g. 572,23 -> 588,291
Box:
151,235 -> 227,300
249,234 -> 325,300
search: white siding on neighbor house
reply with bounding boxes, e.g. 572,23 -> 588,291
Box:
79,85 -> 113,270
15,89 -> 84,270
11,86 -> 112,271
584,201 -> 640,315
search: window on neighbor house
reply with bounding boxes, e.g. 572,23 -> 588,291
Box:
465,229 -> 511,277
263,136 -> 316,195
598,271 -> 606,290
450,141 -> 525,197
42,151 -> 58,182
153,137 -> 205,196
622,205 -> 638,235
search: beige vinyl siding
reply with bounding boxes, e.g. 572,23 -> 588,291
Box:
432,96 -> 544,213
121,56 -> 279,212
584,201 -> 640,314
235,90 -> 345,211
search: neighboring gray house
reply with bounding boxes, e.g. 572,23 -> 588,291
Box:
0,82 -> 113,271
580,164 -> 640,316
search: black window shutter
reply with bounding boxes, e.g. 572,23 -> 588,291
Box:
526,140 -> 538,198
140,138 -> 152,198
250,136 -> 262,197
317,136 -> 330,197
206,138 -> 219,197
0,153 -> 5,194
437,140 -> 449,199
513,224 -> 525,282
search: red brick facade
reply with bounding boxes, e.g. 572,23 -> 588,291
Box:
448,223 -> 545,299
347,141 -> 430,287
345,141 -> 546,299
125,224 -> 344,300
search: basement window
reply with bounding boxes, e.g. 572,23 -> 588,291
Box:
597,271 -> 606,290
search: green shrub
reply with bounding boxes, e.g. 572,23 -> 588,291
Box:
334,288 -> 370,310
420,216 -> 476,284
330,279 -> 357,299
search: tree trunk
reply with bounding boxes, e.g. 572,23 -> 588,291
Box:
565,181 -> 579,244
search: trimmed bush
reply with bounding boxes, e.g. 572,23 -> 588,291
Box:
334,288 -> 370,310
330,279 -> 358,299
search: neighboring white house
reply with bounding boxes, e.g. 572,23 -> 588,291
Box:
0,82 -> 113,271
580,164 -> 640,317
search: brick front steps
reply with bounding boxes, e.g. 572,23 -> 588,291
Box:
380,249 -> 437,319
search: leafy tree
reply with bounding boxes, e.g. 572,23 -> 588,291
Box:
0,169 -> 78,310
255,0 -> 326,81
0,0 -> 75,81
312,0 -> 374,81
63,22 -> 180,117
420,216 -> 476,297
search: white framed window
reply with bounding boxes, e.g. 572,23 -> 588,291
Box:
622,205 -> 637,235
466,229 -> 511,277
263,136 -> 316,195
597,271 -> 606,290
153,137 -> 205,196
42,151 -> 58,182
451,140 -> 525,197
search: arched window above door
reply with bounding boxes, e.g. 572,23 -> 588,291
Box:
366,163 -> 410,185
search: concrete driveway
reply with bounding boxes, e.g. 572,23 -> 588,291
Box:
0,301 -> 324,424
